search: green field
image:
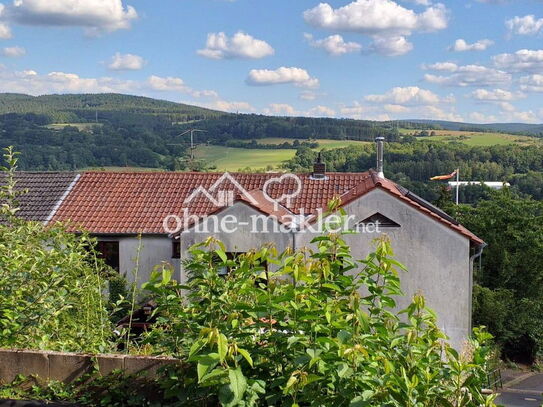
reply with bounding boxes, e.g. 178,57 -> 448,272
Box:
402,129 -> 539,146
46,123 -> 102,131
194,139 -> 371,171
194,145 -> 296,171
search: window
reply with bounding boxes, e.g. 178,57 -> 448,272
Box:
356,212 -> 400,232
172,241 -> 181,259
96,241 -> 120,271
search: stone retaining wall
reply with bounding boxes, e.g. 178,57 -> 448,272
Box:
0,349 -> 181,384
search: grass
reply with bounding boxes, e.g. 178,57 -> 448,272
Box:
194,139 -> 371,171
194,145 -> 296,171
46,123 -> 103,131
402,129 -> 540,147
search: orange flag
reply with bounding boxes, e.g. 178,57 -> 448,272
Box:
430,170 -> 457,181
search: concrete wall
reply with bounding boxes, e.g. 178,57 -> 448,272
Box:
295,188 -> 472,350
97,235 -> 177,284
0,349 -> 181,384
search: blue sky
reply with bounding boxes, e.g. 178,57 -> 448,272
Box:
0,0 -> 542,123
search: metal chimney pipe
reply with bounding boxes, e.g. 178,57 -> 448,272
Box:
375,136 -> 385,178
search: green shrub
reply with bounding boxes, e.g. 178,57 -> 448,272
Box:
0,147 -> 113,353
142,230 -> 497,406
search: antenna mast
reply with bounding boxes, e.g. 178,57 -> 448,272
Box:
178,129 -> 206,160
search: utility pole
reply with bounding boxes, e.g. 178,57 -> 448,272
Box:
455,168 -> 460,205
178,129 -> 206,160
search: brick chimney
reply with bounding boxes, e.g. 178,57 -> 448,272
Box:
311,152 -> 326,180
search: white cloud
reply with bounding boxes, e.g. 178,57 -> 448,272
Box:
303,0 -> 448,35
246,67 -> 319,88
263,103 -> 298,116
303,0 -> 447,57
448,38 -> 493,52
519,74 -> 543,92
469,112 -> 498,123
107,52 -> 145,71
469,88 -> 525,101
507,110 -> 539,123
422,105 -> 463,121
369,35 -> 413,56
493,49 -> 543,73
506,15 -> 543,36
0,66 -> 226,108
0,23 -> 12,39
498,102 -> 516,112
147,75 -> 189,92
197,31 -> 274,60
341,98 -> 462,121
304,33 -> 361,56
307,105 -> 336,117
262,103 -> 336,117
384,104 -> 410,112
339,102 -> 367,119
202,100 -> 255,113
422,61 -> 458,71
1,45 -> 25,57
147,75 -> 218,98
424,63 -> 511,87
0,68 -> 136,94
299,90 -> 322,101
5,0 -> 137,35
365,86 -> 442,105
403,0 -> 432,5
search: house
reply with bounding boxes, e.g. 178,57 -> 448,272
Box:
3,143 -> 485,349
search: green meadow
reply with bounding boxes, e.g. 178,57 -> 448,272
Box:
404,129 -> 539,147
194,138 -> 371,171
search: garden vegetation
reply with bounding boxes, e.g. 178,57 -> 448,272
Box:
0,150 -> 497,405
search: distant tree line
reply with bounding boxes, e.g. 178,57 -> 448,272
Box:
223,139 -> 319,149
283,141 -> 543,202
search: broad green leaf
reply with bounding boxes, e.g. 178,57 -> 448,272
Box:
218,333 -> 228,362
350,396 -> 370,407
238,348 -> 253,367
215,249 -> 227,263
196,353 -> 220,382
219,367 -> 247,407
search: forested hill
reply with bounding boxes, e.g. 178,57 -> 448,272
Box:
0,93 -> 400,170
406,119 -> 543,135
0,93 -> 223,123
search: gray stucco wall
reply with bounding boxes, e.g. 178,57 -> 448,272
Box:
178,202 -> 293,284
97,235 -> 175,285
295,188 -> 472,350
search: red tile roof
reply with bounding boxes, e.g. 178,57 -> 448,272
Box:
51,170 -> 483,245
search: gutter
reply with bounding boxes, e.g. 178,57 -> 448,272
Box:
468,242 -> 487,332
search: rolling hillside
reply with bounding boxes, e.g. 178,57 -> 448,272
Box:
0,93 -> 223,123
405,119 -> 543,135
0,92 -> 541,171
